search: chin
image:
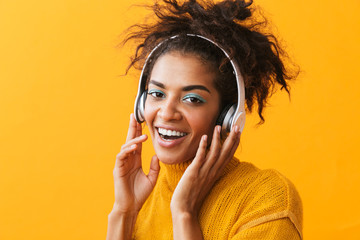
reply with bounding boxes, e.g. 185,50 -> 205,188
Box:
158,156 -> 182,165
154,149 -> 195,165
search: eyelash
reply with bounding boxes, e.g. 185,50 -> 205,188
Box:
147,89 -> 206,104
148,89 -> 165,99
182,94 -> 206,104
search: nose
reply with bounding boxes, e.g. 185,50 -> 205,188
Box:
158,97 -> 182,121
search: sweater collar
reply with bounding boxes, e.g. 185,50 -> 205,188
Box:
159,157 -> 240,192
159,160 -> 192,192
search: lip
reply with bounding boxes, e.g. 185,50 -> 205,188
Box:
154,125 -> 188,148
155,124 -> 188,133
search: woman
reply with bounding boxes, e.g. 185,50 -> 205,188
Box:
107,0 -> 302,239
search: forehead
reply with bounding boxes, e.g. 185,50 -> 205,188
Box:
149,52 -> 217,89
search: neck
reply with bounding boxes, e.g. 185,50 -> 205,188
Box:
159,157 -> 240,192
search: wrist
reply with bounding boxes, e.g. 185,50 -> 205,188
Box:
171,206 -> 199,225
108,210 -> 138,224
171,211 -> 203,240
111,202 -> 139,216
107,209 -> 138,240
172,210 -> 196,222
170,202 -> 199,219
108,204 -> 139,230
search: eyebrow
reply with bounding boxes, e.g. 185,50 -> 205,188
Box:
149,80 -> 211,93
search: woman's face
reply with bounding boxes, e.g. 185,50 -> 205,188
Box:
144,51 -> 221,165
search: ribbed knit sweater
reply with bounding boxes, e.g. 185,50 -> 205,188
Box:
133,158 -> 303,239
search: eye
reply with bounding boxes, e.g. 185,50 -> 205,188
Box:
148,89 -> 165,99
182,94 -> 206,104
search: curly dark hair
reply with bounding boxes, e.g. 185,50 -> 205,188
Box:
122,0 -> 298,123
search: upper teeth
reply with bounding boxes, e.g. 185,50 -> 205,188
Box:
158,128 -> 186,137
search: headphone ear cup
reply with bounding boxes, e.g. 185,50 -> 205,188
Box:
217,104 -> 236,138
136,92 -> 147,123
216,105 -> 231,126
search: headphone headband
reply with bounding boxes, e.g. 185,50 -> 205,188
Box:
134,34 -> 246,134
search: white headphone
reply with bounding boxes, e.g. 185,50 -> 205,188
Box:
134,34 -> 246,136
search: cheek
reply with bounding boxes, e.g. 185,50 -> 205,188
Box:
144,98 -> 154,120
144,101 -> 157,126
144,107 -> 158,140
186,110 -> 217,136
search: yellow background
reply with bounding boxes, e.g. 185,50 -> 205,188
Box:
1,0 -> 359,239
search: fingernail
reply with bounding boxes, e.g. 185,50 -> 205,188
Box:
131,144 -> 136,149
216,125 -> 221,134
202,135 -> 208,141
234,125 -> 239,133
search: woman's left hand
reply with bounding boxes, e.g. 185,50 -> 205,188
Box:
170,124 -> 241,220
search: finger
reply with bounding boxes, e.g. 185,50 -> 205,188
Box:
147,155 -> 160,186
126,113 -> 138,142
221,125 -> 239,153
191,135 -> 208,169
203,125 -> 221,169
213,125 -> 240,171
135,123 -> 143,155
214,132 -> 240,179
224,126 -> 241,160
227,131 -> 241,160
121,134 -> 147,151
115,144 -> 138,167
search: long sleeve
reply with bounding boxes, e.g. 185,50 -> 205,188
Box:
231,217 -> 302,240
225,167 -> 303,239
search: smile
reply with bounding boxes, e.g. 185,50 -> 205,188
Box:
157,127 -> 188,141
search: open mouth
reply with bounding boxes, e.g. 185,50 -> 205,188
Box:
157,127 -> 188,141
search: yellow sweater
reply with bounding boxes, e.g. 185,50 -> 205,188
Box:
133,158 -> 303,239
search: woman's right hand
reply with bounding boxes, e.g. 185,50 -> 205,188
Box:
112,113 -> 160,214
